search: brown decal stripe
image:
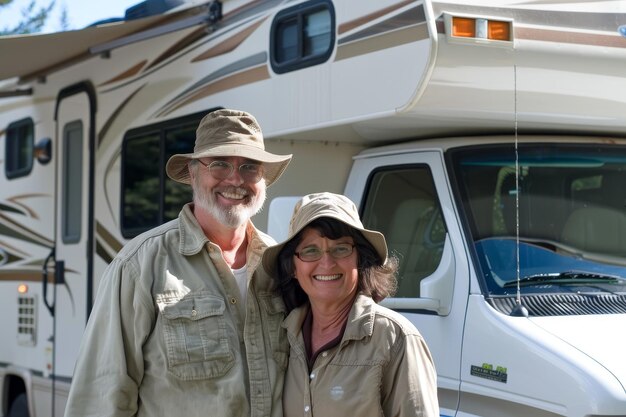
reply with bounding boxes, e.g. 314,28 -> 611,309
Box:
0,238 -> 28,258
7,193 -> 49,219
436,22 -> 626,49
147,26 -> 209,70
99,60 -> 148,87
339,0 -> 417,35
99,0 -> 282,94
96,221 -> 124,253
0,203 -> 26,216
98,83 -> 147,148
192,17 -> 267,62
336,5 -> 428,61
0,247 -> 23,265
96,241 -> 115,264
339,5 -> 426,45
516,26 -> 626,49
0,214 -> 53,247
158,64 -> 270,118
0,269 -> 54,283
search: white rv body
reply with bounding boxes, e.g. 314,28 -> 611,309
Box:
0,0 -> 625,416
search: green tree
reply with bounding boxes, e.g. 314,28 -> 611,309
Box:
0,0 -> 55,35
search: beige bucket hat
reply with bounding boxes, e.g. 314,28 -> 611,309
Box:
166,109 -> 292,186
262,192 -> 388,275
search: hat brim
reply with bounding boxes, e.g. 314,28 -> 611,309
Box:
261,215 -> 388,277
166,143 -> 292,186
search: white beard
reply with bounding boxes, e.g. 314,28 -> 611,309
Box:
193,177 -> 266,228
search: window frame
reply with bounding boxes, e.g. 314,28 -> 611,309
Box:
5,117 -> 35,179
120,111 -> 210,238
270,0 -> 336,74
360,163 -> 448,299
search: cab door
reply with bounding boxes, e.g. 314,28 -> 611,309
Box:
345,149 -> 471,417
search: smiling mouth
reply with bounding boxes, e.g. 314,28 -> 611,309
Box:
313,274 -> 342,282
219,188 -> 248,201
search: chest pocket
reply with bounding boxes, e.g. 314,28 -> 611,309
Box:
160,292 -> 234,380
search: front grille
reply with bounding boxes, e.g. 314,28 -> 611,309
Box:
488,293 -> 626,316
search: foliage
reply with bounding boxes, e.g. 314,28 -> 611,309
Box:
0,0 -> 55,35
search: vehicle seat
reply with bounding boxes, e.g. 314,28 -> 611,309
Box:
387,198 -> 438,297
561,206 -> 626,256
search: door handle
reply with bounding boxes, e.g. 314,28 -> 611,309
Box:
42,248 -> 55,316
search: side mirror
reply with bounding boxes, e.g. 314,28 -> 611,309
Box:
34,137 -> 52,165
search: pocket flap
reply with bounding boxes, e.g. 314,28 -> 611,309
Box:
162,294 -> 225,320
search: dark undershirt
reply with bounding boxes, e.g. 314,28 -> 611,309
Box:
302,308 -> 348,371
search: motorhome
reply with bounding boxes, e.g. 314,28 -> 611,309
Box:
1,0 -> 625,416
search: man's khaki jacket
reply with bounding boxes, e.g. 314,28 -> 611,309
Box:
64,204 -> 288,417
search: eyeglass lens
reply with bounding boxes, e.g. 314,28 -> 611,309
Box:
295,243 -> 354,262
207,160 -> 264,183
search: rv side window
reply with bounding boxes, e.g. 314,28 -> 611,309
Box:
121,118 -> 199,238
270,0 -> 335,74
62,121 -> 83,243
5,118 -> 34,179
360,166 -> 447,298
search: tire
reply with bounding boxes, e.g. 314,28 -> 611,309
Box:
7,393 -> 30,417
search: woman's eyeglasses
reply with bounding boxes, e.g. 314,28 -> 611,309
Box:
198,159 -> 264,183
294,243 -> 355,262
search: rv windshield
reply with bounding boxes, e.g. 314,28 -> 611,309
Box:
450,143 -> 626,296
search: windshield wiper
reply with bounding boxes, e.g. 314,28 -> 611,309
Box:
503,271 -> 625,288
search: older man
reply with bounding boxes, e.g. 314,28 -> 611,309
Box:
65,109 -> 292,417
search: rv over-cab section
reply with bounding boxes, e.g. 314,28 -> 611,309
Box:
2,0 -> 626,138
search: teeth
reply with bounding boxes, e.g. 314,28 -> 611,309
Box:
221,188 -> 248,200
314,274 -> 341,282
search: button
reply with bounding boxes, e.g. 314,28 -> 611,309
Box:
191,309 -> 197,317
304,405 -> 310,412
322,352 -> 328,357
230,298 -> 237,304
310,372 -> 315,379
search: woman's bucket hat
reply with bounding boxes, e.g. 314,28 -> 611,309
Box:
262,192 -> 388,275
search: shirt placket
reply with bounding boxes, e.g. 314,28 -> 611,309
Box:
246,236 -> 272,417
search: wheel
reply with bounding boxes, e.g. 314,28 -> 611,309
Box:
7,393 -> 30,417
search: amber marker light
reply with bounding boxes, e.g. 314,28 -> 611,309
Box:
17,283 -> 29,294
488,20 -> 511,41
452,16 -> 476,38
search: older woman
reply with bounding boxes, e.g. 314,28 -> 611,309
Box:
262,192 -> 439,417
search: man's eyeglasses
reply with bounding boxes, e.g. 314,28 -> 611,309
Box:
198,160 -> 264,183
294,243 -> 355,262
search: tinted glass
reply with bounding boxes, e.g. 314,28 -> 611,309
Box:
62,121 -> 83,243
304,9 -> 331,57
361,166 -> 446,298
164,126 -> 194,222
123,133 -> 160,232
5,118 -> 34,179
451,144 -> 626,296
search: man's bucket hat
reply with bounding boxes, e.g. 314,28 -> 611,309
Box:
166,109 -> 292,186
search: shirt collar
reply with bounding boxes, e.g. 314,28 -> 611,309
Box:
283,293 -> 376,342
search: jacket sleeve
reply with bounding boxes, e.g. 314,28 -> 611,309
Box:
64,256 -> 156,417
381,331 -> 440,417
